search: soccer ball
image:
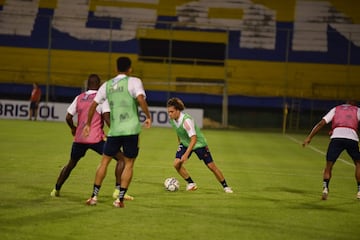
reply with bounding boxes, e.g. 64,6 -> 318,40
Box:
164,177 -> 180,192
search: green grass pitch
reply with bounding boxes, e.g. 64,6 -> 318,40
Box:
0,119 -> 359,240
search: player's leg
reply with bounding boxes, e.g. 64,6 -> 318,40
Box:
86,154 -> 112,205
118,156 -> 135,192
113,151 -> 124,198
196,147 -> 233,193
29,102 -> 34,120
355,160 -> 360,199
34,104 -> 39,120
344,139 -> 360,199
86,138 -> 120,205
321,161 -> 334,200
112,151 -> 134,200
322,139 -> 343,200
113,135 -> 139,208
173,144 -> 197,191
51,143 -> 86,197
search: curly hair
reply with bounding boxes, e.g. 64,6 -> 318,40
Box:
167,97 -> 185,111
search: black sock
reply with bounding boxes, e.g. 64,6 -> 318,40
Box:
55,184 -> 61,191
185,177 -> 194,184
323,179 -> 330,189
357,182 -> 360,192
92,184 -> 101,198
119,187 -> 128,201
220,180 -> 228,188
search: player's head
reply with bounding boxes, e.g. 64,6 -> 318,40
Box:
167,97 -> 185,111
346,99 -> 357,106
87,74 -> 101,90
167,98 -> 185,120
117,57 -> 132,73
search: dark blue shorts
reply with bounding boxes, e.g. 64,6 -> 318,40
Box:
326,138 -> 360,162
70,141 -> 105,161
30,101 -> 39,110
175,143 -> 214,165
103,135 -> 139,158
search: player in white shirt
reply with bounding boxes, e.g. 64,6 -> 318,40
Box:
303,100 -> 360,200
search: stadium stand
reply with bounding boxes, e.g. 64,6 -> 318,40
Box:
0,0 -> 359,128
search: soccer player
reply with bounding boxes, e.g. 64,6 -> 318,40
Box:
302,100 -> 360,200
166,97 -> 233,193
50,74 -> 133,200
83,57 -> 152,208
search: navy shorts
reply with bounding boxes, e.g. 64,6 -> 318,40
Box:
103,135 -> 139,158
70,141 -> 105,161
175,143 -> 214,165
30,101 -> 39,110
326,138 -> 360,162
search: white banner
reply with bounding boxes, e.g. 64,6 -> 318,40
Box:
0,99 -> 204,128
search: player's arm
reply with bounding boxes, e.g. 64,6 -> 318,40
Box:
65,113 -> 76,136
103,112 -> 110,128
181,135 -> 197,162
66,96 -> 78,136
302,119 -> 326,147
101,100 -> 111,128
136,94 -> 152,128
180,118 -> 197,162
82,101 -> 99,137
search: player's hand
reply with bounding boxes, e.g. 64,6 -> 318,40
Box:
71,126 -> 77,136
82,125 -> 90,137
143,118 -> 152,128
302,137 -> 311,147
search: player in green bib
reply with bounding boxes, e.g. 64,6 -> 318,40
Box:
105,76 -> 141,136
83,57 -> 152,208
167,97 -> 233,193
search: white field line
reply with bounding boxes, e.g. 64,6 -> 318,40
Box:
285,135 -> 354,167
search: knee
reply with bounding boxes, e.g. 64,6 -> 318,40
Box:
173,160 -> 181,170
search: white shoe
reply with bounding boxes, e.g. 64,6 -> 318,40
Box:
357,191 -> 360,200
186,183 -> 198,191
113,199 -> 124,208
224,187 -> 233,193
322,188 -> 328,200
86,196 -> 97,206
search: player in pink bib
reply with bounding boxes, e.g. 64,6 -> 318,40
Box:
303,100 -> 360,200
50,74 -> 132,200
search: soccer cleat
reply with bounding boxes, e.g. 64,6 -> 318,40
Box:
112,189 -> 120,199
124,194 -> 134,201
224,187 -> 233,193
86,196 -> 97,206
321,188 -> 329,200
50,189 -> 60,197
112,189 -> 134,200
186,183 -> 198,191
357,191 -> 360,200
113,199 -> 125,208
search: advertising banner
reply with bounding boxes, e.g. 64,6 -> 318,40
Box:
0,99 -> 203,128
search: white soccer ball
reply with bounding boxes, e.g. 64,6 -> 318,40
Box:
164,177 -> 180,192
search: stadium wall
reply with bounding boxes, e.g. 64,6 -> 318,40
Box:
0,0 -> 359,129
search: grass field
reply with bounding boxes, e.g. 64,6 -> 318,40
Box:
0,119 -> 359,240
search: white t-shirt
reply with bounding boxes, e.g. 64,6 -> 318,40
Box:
173,112 -> 197,138
67,90 -> 110,115
323,105 -> 360,141
94,74 -> 146,105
